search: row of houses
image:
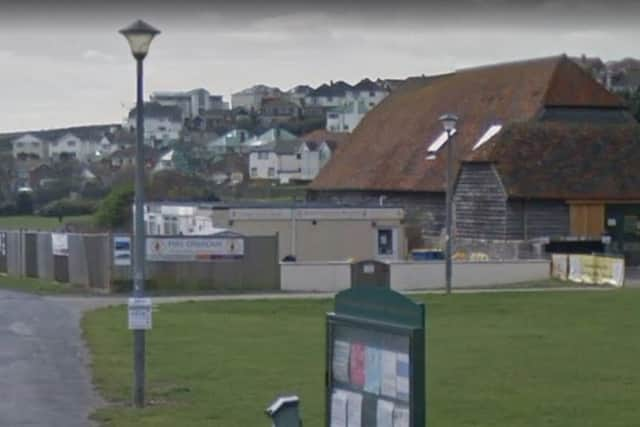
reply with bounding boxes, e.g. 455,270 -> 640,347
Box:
308,55 -> 640,265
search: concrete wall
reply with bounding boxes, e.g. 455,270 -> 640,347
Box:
6,231 -> 23,277
213,209 -> 406,262
36,232 -> 54,281
280,260 -> 550,292
390,260 -> 550,291
281,261 -> 351,292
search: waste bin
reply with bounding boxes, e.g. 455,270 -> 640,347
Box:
265,395 -> 302,427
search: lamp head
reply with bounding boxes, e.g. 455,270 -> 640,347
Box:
119,20 -> 160,60
439,113 -> 459,133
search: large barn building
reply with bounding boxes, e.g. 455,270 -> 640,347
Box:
309,55 -> 640,263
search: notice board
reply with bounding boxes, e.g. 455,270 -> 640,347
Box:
326,287 -> 426,427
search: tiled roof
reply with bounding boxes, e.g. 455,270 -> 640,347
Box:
469,122 -> 640,199
310,55 -> 629,194
301,129 -> 350,144
128,102 -> 182,122
352,78 -> 385,92
7,124 -> 120,143
309,81 -> 353,97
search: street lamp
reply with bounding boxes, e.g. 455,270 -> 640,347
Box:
119,19 -> 160,409
439,113 -> 458,295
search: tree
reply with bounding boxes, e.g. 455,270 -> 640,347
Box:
94,184 -> 134,229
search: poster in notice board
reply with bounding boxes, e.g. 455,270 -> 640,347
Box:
329,325 -> 411,427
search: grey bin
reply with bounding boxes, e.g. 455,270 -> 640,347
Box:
265,395 -> 302,427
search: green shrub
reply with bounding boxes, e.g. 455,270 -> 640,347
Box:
94,184 -> 134,229
39,198 -> 97,217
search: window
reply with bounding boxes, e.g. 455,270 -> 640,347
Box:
343,125 -> 349,130
296,153 -> 301,159
327,96 -> 333,102
258,152 -> 269,160
472,124 -> 503,150
426,129 -> 457,154
376,229 -> 395,256
369,91 -> 375,97
268,167 -> 275,177
16,142 -> 24,148
250,167 -> 258,177
32,142 -> 40,147
67,141 -> 76,147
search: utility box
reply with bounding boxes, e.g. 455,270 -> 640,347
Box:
326,287 -> 426,427
266,395 -> 302,427
350,259 -> 390,289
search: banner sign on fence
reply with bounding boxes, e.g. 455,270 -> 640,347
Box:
146,237 -> 244,262
0,232 -> 6,257
568,254 -> 625,287
551,254 -> 568,280
113,236 -> 132,266
51,233 -> 69,256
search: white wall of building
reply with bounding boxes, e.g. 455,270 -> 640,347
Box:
12,134 -> 48,160
128,117 -> 182,147
249,152 -> 278,179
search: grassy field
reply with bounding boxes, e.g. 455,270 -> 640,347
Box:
0,274 -> 88,294
0,215 -> 92,230
83,290 -> 640,427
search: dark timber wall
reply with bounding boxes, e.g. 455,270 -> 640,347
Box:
454,163 -> 507,240
454,163 -> 570,241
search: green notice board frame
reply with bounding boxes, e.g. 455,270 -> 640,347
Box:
326,286 -> 426,427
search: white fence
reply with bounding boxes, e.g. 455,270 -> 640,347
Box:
281,260 -> 550,292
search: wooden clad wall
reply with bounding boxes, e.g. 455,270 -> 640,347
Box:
570,204 -> 604,237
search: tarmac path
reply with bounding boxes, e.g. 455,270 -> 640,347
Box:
0,289 -> 102,427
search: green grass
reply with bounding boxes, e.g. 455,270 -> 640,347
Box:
0,215 -> 92,230
83,290 -> 640,427
0,274 -> 88,294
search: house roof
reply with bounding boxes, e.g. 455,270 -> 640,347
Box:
310,55 -> 630,195
253,138 -> 304,155
301,129 -> 350,144
469,122 -> 640,199
352,78 -> 385,92
309,81 -> 353,98
128,102 -> 182,122
9,124 -> 120,144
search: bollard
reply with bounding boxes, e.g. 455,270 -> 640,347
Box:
265,395 -> 302,427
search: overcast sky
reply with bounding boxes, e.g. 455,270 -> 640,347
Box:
0,0 -> 638,133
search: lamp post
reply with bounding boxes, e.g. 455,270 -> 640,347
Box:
119,19 -> 160,408
439,113 -> 458,295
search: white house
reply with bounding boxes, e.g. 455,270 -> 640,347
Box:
127,102 -> 183,148
231,85 -> 282,111
49,132 -> 99,162
304,81 -> 352,108
151,88 -> 228,119
326,79 -> 389,133
249,139 -> 332,183
12,134 -> 49,160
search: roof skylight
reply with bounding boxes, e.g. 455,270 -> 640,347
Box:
472,125 -> 502,150
426,129 -> 457,154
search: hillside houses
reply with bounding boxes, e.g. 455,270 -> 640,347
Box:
310,55 -> 640,263
126,102 -> 183,148
249,131 -> 346,183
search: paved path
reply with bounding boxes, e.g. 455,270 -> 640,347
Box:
48,285 -> 616,314
0,289 -> 102,427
